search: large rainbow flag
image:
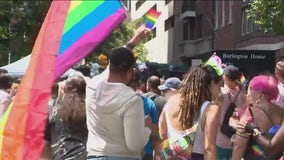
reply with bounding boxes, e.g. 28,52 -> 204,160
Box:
0,0 -> 125,159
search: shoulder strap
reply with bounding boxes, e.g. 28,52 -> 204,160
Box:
198,101 -> 210,121
150,94 -> 159,101
256,107 -> 274,125
183,101 -> 210,134
233,88 -> 242,103
227,89 -> 242,104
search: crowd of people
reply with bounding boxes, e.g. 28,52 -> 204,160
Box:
0,69 -> 21,116
1,25 -> 284,160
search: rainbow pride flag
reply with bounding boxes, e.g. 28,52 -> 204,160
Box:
251,144 -> 265,157
240,74 -> 247,85
145,8 -> 161,29
0,1 -> 125,159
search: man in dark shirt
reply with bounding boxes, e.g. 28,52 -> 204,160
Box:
143,75 -> 167,118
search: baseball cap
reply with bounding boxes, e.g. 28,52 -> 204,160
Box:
158,77 -> 181,91
223,65 -> 241,81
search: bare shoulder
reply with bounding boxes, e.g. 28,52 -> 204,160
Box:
203,102 -> 221,119
207,102 -> 221,112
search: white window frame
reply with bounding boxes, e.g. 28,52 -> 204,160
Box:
215,0 -> 218,30
242,8 -> 255,35
222,0 -> 225,27
228,0 -> 233,24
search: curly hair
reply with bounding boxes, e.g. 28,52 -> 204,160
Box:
179,65 -> 222,129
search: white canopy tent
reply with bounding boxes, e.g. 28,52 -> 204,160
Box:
0,55 -> 75,78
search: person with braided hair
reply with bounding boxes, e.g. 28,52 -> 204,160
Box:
158,63 -> 223,160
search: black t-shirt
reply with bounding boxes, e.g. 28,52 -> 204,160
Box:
143,92 -> 167,118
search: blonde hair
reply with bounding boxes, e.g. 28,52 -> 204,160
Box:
275,61 -> 284,79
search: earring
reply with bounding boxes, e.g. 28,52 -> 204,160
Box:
255,99 -> 261,104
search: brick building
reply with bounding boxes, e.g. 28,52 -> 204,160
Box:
127,0 -> 284,77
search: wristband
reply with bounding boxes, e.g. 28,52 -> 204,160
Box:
252,128 -> 262,138
158,131 -> 167,140
236,133 -> 249,139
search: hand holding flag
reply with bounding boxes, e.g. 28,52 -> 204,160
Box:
130,25 -> 151,45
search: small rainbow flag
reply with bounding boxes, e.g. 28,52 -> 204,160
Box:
251,144 -> 264,157
0,1 -> 125,159
240,74 -> 247,85
145,8 -> 161,29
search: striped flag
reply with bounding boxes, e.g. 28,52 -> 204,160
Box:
0,1 -> 125,159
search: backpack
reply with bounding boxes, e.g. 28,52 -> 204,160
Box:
220,90 -> 241,138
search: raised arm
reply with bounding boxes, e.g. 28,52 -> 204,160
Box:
125,25 -> 151,50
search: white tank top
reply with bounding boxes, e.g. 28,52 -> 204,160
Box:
164,103 -> 184,143
192,101 -> 210,154
165,101 -> 210,147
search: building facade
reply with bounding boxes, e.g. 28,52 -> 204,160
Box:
129,0 -> 284,70
130,0 -> 179,63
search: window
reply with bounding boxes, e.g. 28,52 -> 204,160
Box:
121,0 -> 131,11
183,18 -> 195,40
183,22 -> 189,40
242,8 -> 257,35
196,15 -> 203,38
164,16 -> 175,31
214,0 -> 218,29
152,28 -> 156,38
152,4 -> 157,11
182,0 -> 196,12
222,0 -> 225,27
165,0 -> 172,5
136,0 -> 146,10
228,0 -> 233,24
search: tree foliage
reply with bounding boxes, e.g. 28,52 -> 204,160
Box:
87,21 -> 134,63
247,0 -> 284,35
0,1 -> 51,66
87,17 -> 151,65
0,1 -> 150,67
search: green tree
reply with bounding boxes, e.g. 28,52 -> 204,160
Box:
0,1 -> 150,67
247,0 -> 284,35
86,21 -> 133,65
0,1 -> 51,66
86,17 -> 150,65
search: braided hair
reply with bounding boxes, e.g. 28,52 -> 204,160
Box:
179,65 -> 222,129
